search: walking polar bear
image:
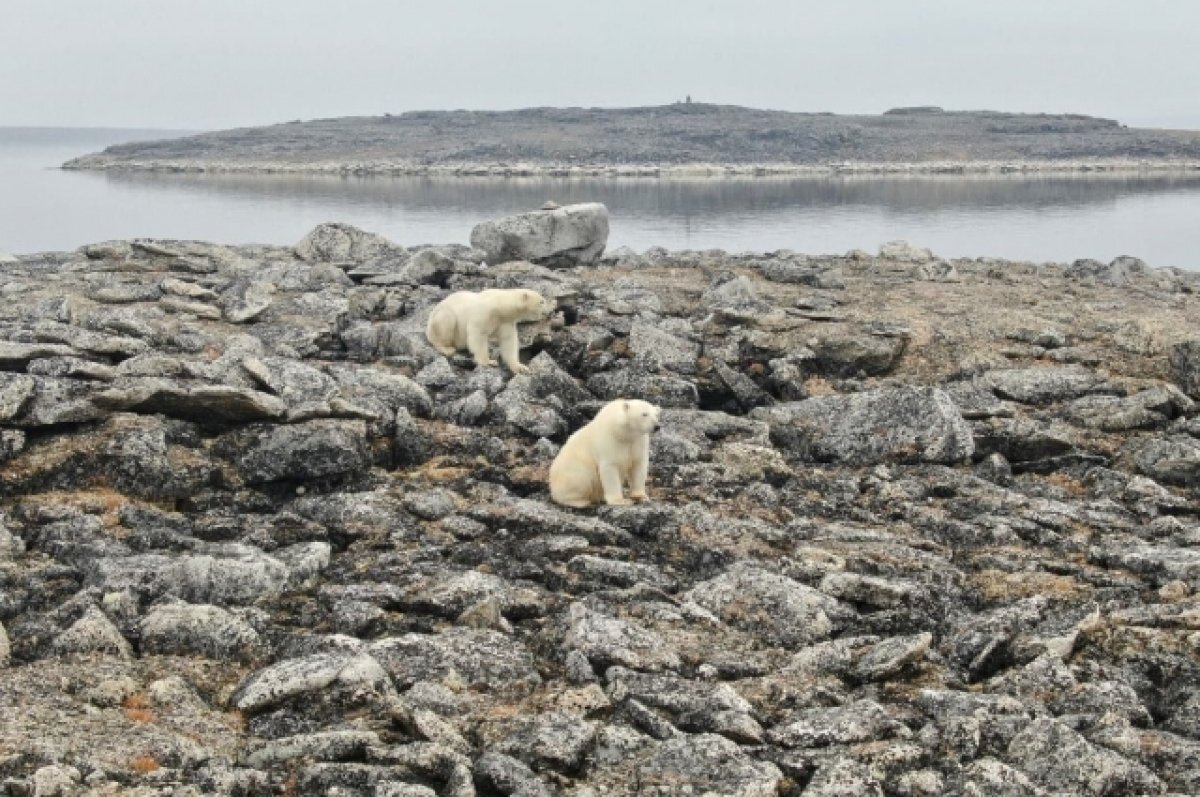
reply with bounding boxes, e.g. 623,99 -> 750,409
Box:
550,399 -> 661,507
425,288 -> 556,374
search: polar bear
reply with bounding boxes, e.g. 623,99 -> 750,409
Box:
425,288 -> 555,374
550,399 -> 661,507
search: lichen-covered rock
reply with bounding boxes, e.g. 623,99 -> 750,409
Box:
684,562 -> 840,647
1006,718 -> 1164,795
978,366 -> 1117,405
369,628 -> 542,693
295,222 -> 402,262
90,545 -> 300,605
232,651 -> 393,712
1120,435 -> 1200,486
563,603 -> 680,672
1170,339 -> 1200,399
634,733 -> 782,797
139,602 -> 262,660
752,387 -> 973,464
215,419 -> 372,483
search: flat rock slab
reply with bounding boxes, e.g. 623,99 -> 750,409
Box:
635,733 -> 782,797
95,379 -> 287,423
978,366 -> 1117,405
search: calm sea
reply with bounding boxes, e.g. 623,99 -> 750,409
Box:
2,128 -> 1199,269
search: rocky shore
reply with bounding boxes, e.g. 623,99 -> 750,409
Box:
2,211 -> 1200,796
62,104 -> 1200,177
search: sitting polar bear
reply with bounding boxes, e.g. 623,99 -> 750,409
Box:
550,399 -> 661,507
425,288 -> 555,374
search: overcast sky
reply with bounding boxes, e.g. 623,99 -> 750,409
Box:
3,0 -> 1198,130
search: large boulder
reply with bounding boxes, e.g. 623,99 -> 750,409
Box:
295,223 -> 402,263
470,203 -> 609,266
751,387 -> 974,465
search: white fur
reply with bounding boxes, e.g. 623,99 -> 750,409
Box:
549,399 -> 661,507
425,288 -> 555,374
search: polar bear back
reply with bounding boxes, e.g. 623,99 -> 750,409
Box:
425,288 -> 551,350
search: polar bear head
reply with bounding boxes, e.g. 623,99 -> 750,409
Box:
621,399 -> 661,435
514,289 -> 557,322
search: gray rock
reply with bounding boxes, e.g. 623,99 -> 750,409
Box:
804,758 -> 885,797
911,259 -> 961,281
220,280 -> 276,323
90,545 -> 302,605
1,620 -> 11,666
295,222 -> 402,262
139,602 -> 262,660
470,202 -> 609,266
1170,340 -> 1200,399
586,369 -> 699,409
880,240 -> 934,262
215,419 -> 372,484
495,711 -> 597,773
685,562 -> 840,647
1065,255 -> 1149,285
759,259 -> 846,288
94,379 -> 287,422
768,700 -> 907,748
852,632 -> 932,682
0,373 -> 35,421
51,604 -> 132,658
232,651 -> 393,712
1120,435 -> 1200,487
629,321 -> 700,374
1065,384 -> 1193,431
563,603 -> 680,672
242,730 -> 381,768
1006,717 -> 1164,795
979,366 -> 1117,405
752,387 -> 974,465
0,341 -> 81,370
475,752 -> 554,797
369,628 -> 542,693
809,328 -> 908,377
634,733 -> 782,797
953,758 -> 1045,797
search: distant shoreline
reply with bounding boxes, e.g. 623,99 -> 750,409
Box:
60,157 -> 1200,178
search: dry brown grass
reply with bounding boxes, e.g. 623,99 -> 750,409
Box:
971,568 -> 1087,602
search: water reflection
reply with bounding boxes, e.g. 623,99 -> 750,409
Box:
3,131 -> 1200,266
94,170 -> 1200,216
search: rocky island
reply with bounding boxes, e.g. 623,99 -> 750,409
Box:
62,104 -> 1200,177
2,203 -> 1200,795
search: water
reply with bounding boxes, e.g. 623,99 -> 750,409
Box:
3,128 -> 1200,268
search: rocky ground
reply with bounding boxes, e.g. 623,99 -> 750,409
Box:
1,220 -> 1200,796
62,104 -> 1200,176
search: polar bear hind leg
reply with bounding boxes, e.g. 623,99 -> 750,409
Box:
426,304 -> 461,356
549,454 -> 599,507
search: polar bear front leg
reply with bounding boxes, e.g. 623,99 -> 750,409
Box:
598,461 -> 630,506
629,438 -> 650,502
466,320 -> 496,368
497,323 -> 529,374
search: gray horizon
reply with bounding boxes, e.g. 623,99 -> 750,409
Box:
3,0 -> 1198,131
